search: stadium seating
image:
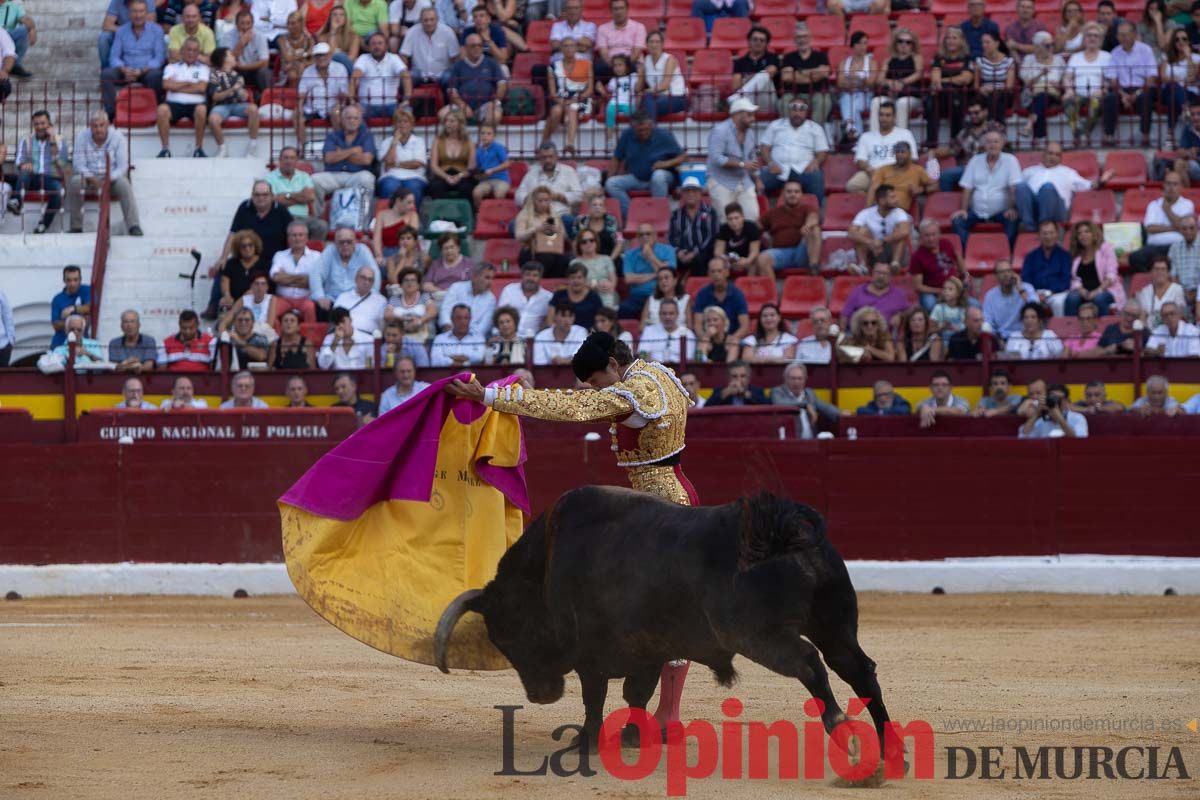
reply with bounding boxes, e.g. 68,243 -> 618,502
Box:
758,17 -> 796,53
922,192 -> 963,232
823,193 -> 865,231
806,15 -> 844,48
1103,151 -> 1150,190
752,0 -> 797,18
1118,187 -> 1155,222
482,239 -> 523,269
1012,232 -> 1041,271
735,275 -> 778,317
689,49 -> 735,93
710,17 -> 752,50
475,199 -> 518,239
822,154 -> 856,194
965,233 -> 1013,274
847,15 -> 889,44
525,20 -> 553,53
1069,190 -> 1117,224
664,18 -> 707,54
779,275 -> 827,320
1063,151 -> 1100,182
624,197 -> 670,237
113,87 -> 157,128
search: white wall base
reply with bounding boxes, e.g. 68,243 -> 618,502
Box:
1,555 -> 1196,598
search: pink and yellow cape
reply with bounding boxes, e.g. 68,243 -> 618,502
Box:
278,375 -> 529,671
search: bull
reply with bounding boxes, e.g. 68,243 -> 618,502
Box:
436,486 -> 896,762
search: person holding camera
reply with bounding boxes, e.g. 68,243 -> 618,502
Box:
1018,379 -> 1088,438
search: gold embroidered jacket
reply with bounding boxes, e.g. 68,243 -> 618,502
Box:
488,360 -> 693,467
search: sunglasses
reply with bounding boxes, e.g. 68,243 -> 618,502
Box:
897,38 -> 914,44
862,320 -> 879,327
579,237 -> 596,243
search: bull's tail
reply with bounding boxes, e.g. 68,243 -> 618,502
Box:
736,492 -> 827,572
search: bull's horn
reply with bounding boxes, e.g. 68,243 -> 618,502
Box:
434,589 -> 484,674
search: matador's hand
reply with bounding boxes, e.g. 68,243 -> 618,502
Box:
446,378 -> 486,403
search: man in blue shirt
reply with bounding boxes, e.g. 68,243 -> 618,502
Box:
100,0 -> 165,120
446,33 -> 506,125
604,111 -> 685,219
618,222 -> 676,318
311,103 -> 378,205
50,265 -> 91,348
690,258 -> 750,341
982,259 -> 1037,340
309,227 -> 381,318
98,0 -> 132,68
1020,220 -> 1073,315
855,380 -> 912,416
960,0 -> 1001,59
1172,102 -> 1200,183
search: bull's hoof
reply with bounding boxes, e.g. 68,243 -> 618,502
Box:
620,724 -> 642,749
830,759 -> 888,789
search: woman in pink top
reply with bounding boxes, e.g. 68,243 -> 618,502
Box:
1064,220 -> 1124,318
1061,301 -> 1104,356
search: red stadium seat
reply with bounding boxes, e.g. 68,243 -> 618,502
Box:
847,15 -> 889,44
475,199 -> 518,239
483,239 -> 523,271
897,14 -> 937,49
490,272 -> 521,297
113,87 -> 158,128
507,160 -> 529,190
822,153 -> 856,193
779,275 -> 827,319
685,275 -> 710,299
666,0 -> 691,14
735,276 -> 778,318
583,0 -> 609,17
259,87 -> 297,128
1046,316 -> 1080,339
1103,150 -> 1150,190
511,52 -> 543,83
753,0 -> 796,17
1129,272 -> 1153,297
819,236 -> 855,276
623,196 -> 670,237
805,15 -> 845,48
526,20 -> 553,52
301,322 -> 330,343
1012,232 -> 1041,271
1119,187 -> 1156,222
929,0 -> 960,16
758,17 -> 796,53
710,17 -> 752,49
823,193 -> 865,230
1063,151 -> 1100,182
964,233 -> 1013,275
828,275 -> 868,317
793,317 -> 814,338
664,18 -> 707,53
922,192 -> 962,232
689,49 -> 734,92
1017,151 -> 1042,171
628,0 -> 663,13
1069,190 -> 1117,224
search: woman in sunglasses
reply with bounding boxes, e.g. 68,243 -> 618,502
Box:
870,27 -> 923,134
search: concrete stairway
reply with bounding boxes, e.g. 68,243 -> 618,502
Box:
94,156 -> 270,345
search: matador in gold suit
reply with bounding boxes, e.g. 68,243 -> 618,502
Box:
449,330 -> 695,723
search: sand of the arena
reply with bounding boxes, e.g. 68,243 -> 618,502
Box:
2,593 -> 1196,799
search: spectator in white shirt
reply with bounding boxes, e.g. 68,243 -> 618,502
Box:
549,0 -> 596,61
1018,381 -> 1088,437
533,300 -> 588,365
161,375 -> 210,409
1003,301 -> 1063,360
1130,375 -> 1184,416
115,377 -> 157,409
846,102 -> 918,194
848,184 -> 912,268
431,303 -> 487,366
1145,302 -> 1200,358
1136,256 -> 1188,328
795,305 -> 834,364
220,370 -> 270,408
759,97 -> 830,202
950,130 -> 1021,248
496,261 -> 552,338
318,307 -> 376,368
352,31 -> 412,119
399,7 -> 459,85
1128,171 -> 1196,273
296,43 -> 350,142
378,355 -> 431,413
270,220 -> 321,317
1015,142 -> 1113,232
334,265 -> 388,333
638,298 -> 695,363
438,262 -> 496,336
156,38 -> 211,158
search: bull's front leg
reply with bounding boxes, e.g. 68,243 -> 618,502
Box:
575,669 -> 609,752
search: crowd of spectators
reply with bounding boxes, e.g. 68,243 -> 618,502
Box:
12,0 -> 1200,427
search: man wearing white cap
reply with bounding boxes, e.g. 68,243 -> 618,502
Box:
705,97 -> 764,224
296,42 -> 350,144
669,176 -> 718,275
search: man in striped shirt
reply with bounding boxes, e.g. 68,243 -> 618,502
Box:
668,177 -> 718,276
16,110 -> 68,233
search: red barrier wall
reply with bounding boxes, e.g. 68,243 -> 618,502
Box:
2,436 -> 1197,565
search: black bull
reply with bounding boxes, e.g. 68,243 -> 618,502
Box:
436,486 -> 896,754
